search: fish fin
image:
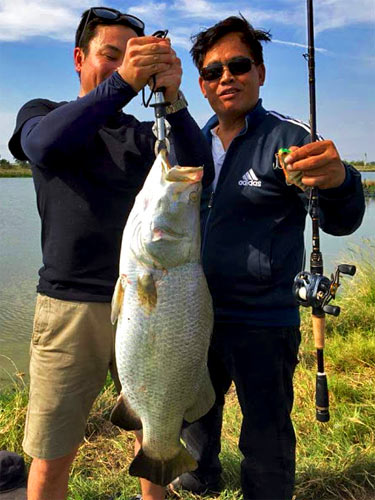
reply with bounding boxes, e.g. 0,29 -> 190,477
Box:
183,369 -> 216,423
110,393 -> 142,431
111,277 -> 125,324
129,446 -> 197,486
137,272 -> 157,313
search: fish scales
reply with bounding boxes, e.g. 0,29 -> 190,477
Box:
111,150 -> 215,486
117,263 -> 213,456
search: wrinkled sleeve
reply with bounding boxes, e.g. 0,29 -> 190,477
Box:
295,136 -> 365,236
316,164 -> 365,235
9,72 -> 137,168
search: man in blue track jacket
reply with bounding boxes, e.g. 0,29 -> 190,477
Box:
170,16 -> 365,500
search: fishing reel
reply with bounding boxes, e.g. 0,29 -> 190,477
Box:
293,264 -> 356,316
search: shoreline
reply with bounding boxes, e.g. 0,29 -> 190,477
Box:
1,168 -> 375,179
1,168 -> 375,197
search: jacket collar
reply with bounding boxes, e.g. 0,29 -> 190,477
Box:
202,99 -> 267,142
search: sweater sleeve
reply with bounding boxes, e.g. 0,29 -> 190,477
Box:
12,72 -> 137,168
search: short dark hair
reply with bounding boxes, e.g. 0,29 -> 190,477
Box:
190,15 -> 271,70
75,9 -> 144,54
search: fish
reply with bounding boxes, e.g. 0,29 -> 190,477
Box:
110,149 -> 215,486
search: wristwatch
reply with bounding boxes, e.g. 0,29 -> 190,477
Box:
166,91 -> 188,114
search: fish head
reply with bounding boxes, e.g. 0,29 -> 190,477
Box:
133,151 -> 203,269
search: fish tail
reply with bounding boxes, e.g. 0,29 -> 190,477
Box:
129,446 -> 197,487
110,393 -> 142,431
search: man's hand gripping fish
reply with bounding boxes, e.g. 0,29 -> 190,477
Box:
110,149 -> 215,486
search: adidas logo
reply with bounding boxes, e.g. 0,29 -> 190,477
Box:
238,168 -> 262,187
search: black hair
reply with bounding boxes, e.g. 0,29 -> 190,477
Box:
75,9 -> 144,54
190,15 -> 271,70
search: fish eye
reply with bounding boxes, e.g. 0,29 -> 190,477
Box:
189,191 -> 198,203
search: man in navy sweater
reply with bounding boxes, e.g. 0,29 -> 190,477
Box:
8,7 -> 213,500
170,16 -> 365,500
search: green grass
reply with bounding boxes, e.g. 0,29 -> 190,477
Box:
0,167 -> 32,177
1,242 -> 375,500
362,180 -> 375,197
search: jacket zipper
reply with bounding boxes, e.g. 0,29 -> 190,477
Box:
200,126 -> 247,262
201,190 -> 214,258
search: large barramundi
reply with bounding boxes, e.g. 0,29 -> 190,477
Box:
110,149 -> 215,486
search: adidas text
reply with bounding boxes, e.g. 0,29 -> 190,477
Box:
238,179 -> 261,187
238,168 -> 262,187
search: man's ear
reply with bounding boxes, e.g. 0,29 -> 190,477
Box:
258,63 -> 266,87
198,76 -> 207,98
74,47 -> 85,73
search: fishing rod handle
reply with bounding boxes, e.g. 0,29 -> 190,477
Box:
313,312 -> 330,422
316,371 -> 330,422
312,312 -> 325,349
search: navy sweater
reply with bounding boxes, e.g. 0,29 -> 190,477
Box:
8,72 -> 214,302
200,100 -> 365,327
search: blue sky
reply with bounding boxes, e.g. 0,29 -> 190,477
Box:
0,0 -> 374,162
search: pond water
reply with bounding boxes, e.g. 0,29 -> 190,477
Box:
0,177 -> 374,388
361,171 -> 375,181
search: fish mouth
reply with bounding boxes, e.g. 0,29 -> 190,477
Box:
152,227 -> 184,241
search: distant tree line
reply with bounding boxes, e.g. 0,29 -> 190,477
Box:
1,156 -> 374,171
349,160 -> 375,167
0,157 -> 30,169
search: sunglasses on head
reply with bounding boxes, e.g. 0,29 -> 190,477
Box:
200,56 -> 255,81
77,7 -> 145,47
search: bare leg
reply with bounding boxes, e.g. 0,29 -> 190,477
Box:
134,431 -> 165,500
27,446 -> 79,500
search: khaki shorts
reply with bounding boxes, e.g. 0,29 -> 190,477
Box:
23,294 -> 120,460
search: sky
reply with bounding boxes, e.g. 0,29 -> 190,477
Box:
0,0 -> 374,162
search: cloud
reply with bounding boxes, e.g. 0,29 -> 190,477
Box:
273,39 -> 328,53
128,2 -> 168,17
171,1 -> 285,26
313,0 -> 375,33
0,0 -> 373,43
0,0 -> 89,42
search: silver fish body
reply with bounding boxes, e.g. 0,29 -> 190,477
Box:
111,150 -> 215,486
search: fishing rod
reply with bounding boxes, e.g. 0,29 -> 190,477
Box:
292,0 -> 356,423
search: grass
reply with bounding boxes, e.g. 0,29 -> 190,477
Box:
0,166 -> 32,177
362,180 -> 375,197
1,241 -> 375,500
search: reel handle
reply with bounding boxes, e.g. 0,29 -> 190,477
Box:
338,264 -> 356,276
323,304 -> 340,316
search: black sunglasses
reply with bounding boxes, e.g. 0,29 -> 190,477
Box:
77,7 -> 145,47
200,56 -> 255,81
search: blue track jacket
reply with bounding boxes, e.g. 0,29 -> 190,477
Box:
200,100 -> 365,327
